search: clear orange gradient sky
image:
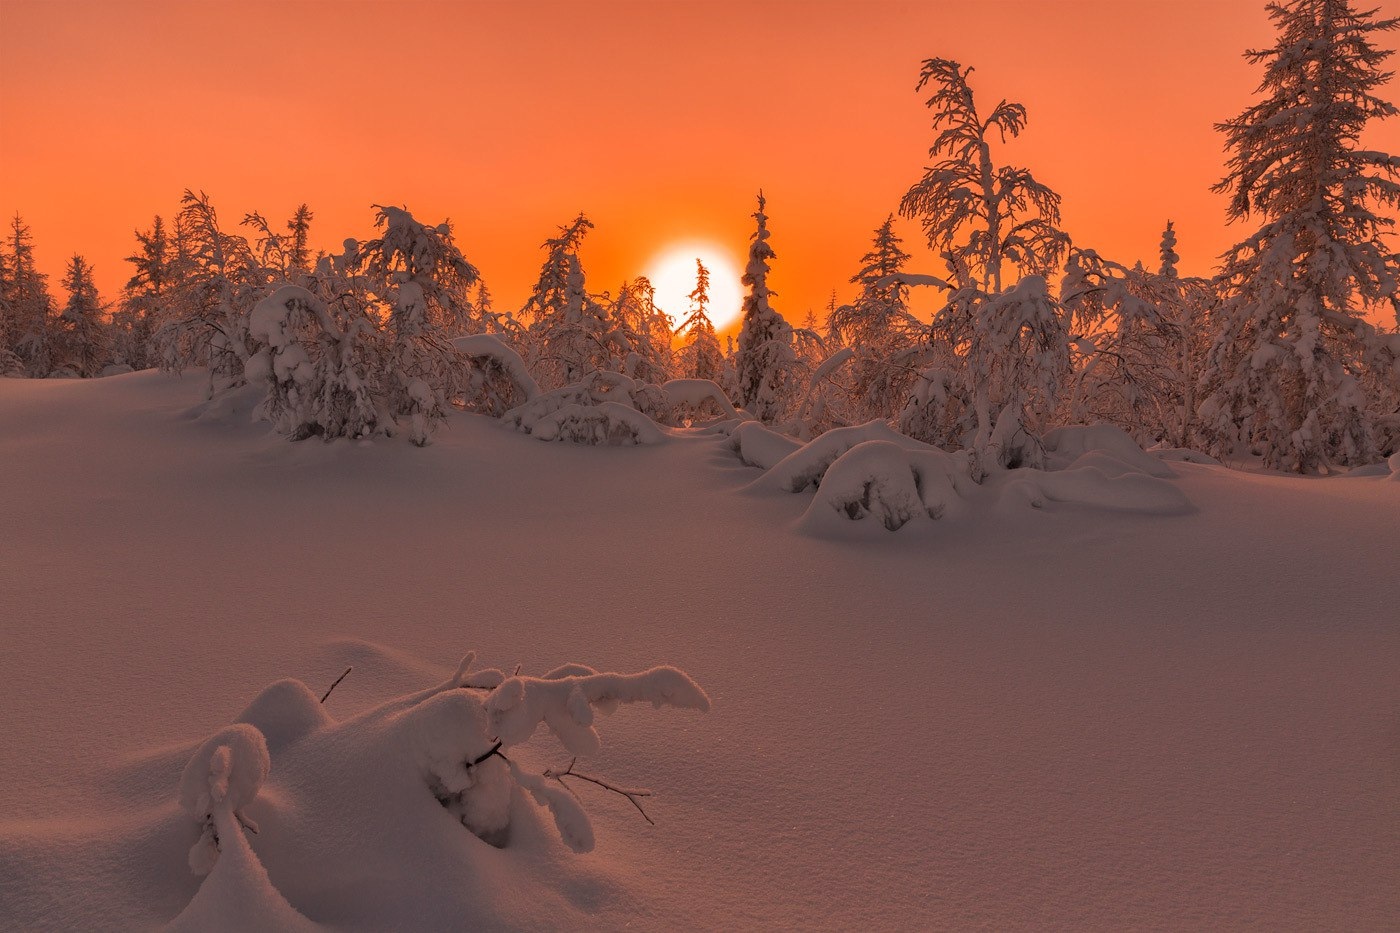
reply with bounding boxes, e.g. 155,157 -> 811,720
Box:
3,0 -> 1399,330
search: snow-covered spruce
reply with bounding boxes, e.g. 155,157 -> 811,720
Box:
1202,0 -> 1400,472
733,192 -> 800,423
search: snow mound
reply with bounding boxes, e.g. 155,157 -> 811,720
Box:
183,382 -> 267,426
234,679 -> 333,753
748,421 -> 931,493
1000,466 -> 1193,515
531,401 -> 666,445
725,420 -> 801,469
797,441 -> 977,533
179,724 -> 271,875
1043,424 -> 1177,477
759,421 -> 1191,535
504,374 -> 668,445
1151,447 -> 1223,465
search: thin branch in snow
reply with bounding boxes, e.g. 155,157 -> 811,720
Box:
544,757 -> 655,825
320,667 -> 352,704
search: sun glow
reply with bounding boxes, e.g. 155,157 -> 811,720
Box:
644,244 -> 745,334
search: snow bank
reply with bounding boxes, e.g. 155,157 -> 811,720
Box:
1151,447 -> 1223,465
1000,465 -> 1193,515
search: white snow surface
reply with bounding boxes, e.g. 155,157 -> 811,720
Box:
2,371 -> 1399,930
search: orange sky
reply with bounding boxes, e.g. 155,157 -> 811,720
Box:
3,0 -> 1399,333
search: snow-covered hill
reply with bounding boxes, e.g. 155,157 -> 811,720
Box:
1,371 -> 1397,930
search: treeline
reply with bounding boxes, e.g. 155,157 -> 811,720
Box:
3,0 -> 1399,472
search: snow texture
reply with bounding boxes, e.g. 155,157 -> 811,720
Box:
1,372 -> 1397,930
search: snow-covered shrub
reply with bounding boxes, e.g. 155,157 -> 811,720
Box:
748,420 -> 932,494
999,465 -> 1191,515
504,370 -> 668,445
1149,447 -> 1222,466
798,441 -> 977,532
651,378 -> 739,427
741,415 -> 1191,534
244,284 -> 386,440
162,652 -> 709,927
179,723 -> 271,875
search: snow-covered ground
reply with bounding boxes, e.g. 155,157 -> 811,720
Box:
2,371 -> 1397,930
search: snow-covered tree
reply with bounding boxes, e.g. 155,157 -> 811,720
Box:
899,59 -> 1070,294
0,214 -> 56,377
355,205 -> 482,338
111,215 -> 175,370
896,60 -> 1072,451
53,255 -> 108,377
352,205 -> 482,445
829,217 -> 917,346
244,282 -> 386,441
156,190 -> 266,390
523,214 -> 612,387
1202,0 -> 1400,471
1060,226 -> 1216,448
676,259 -> 725,383
242,204 -> 316,280
606,277 -> 673,382
734,192 -> 798,422
829,217 -> 926,423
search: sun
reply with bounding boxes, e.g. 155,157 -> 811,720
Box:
644,243 -> 745,333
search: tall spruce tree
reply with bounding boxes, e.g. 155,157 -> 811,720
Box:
2,215 -> 56,377
55,255 -> 108,377
1202,0 -> 1400,472
113,215 -> 173,369
734,191 -> 796,422
522,213 -> 611,386
677,259 -> 724,382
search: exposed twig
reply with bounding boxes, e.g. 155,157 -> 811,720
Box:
544,757 -> 655,825
466,740 -> 506,770
320,666 -> 352,703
